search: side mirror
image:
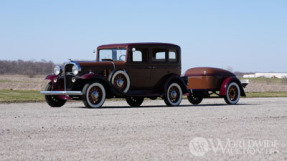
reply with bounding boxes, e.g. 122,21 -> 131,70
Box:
93,49 -> 96,53
132,48 -> 136,52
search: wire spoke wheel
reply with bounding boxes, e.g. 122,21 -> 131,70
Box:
164,82 -> 182,106
113,74 -> 127,91
88,86 -> 103,105
83,82 -> 106,108
228,86 -> 238,101
224,82 -> 241,105
111,70 -> 130,93
187,92 -> 203,105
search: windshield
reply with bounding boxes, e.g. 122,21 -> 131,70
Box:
98,48 -> 127,61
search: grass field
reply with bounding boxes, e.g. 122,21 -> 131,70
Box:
0,90 -> 44,103
0,75 -> 287,103
246,92 -> 287,98
0,90 -> 287,103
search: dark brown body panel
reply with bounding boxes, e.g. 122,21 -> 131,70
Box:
94,43 -> 182,91
184,67 -> 235,90
77,61 -> 125,79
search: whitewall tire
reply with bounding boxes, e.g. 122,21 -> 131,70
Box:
110,70 -> 130,93
82,82 -> 106,108
164,82 -> 182,106
224,82 -> 241,105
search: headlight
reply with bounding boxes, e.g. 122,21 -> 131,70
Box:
72,65 -> 79,75
54,65 -> 63,75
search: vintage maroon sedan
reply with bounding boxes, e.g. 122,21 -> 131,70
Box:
40,43 -> 247,108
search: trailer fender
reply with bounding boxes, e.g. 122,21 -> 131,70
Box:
220,77 -> 246,96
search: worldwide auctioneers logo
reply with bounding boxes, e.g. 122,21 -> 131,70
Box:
189,137 -> 279,157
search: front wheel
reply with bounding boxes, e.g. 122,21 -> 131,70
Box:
187,92 -> 203,105
163,82 -> 183,106
44,83 -> 66,107
82,82 -> 106,108
126,97 -> 144,107
224,82 -> 241,105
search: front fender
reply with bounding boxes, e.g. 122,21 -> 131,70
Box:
219,77 -> 246,96
44,74 -> 59,81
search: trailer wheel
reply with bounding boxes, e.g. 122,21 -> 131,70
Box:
163,82 -> 182,106
126,97 -> 144,107
82,82 -> 106,108
187,92 -> 203,105
224,82 -> 241,105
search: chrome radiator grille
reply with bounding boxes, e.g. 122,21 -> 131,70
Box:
64,63 -> 75,91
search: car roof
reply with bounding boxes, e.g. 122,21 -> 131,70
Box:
97,42 -> 180,49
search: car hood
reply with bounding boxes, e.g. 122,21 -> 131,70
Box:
75,60 -> 125,68
73,61 -> 126,75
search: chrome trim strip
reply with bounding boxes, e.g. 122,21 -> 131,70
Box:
40,91 -> 83,95
110,61 -> 115,71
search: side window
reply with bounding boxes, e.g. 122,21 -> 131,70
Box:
152,49 -> 166,62
131,48 -> 148,62
132,50 -> 142,62
169,50 -> 177,62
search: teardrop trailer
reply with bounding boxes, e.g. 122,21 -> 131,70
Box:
40,43 -> 247,108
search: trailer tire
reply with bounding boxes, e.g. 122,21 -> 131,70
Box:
187,92 -> 203,105
224,82 -> 240,105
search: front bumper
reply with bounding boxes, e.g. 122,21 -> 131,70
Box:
40,91 -> 83,95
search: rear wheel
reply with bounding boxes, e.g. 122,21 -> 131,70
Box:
163,82 -> 182,106
126,97 -> 144,107
82,82 -> 106,108
224,82 -> 241,105
187,92 -> 203,105
44,83 -> 66,107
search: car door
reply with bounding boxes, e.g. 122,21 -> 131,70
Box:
149,48 -> 181,88
125,48 -> 151,90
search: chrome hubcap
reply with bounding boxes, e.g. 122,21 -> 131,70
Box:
116,79 -> 124,87
91,91 -> 99,99
171,90 -> 177,99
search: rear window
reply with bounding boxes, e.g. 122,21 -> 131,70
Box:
152,49 -> 166,62
169,50 -> 177,62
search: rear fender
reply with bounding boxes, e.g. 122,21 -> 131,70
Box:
220,77 -> 246,96
163,74 -> 189,94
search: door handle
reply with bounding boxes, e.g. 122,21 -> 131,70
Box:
148,66 -> 157,69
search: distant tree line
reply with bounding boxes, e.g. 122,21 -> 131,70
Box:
0,60 -> 55,77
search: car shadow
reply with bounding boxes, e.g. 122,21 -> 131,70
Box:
70,102 -> 255,109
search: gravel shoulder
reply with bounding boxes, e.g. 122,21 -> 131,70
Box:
0,98 -> 286,161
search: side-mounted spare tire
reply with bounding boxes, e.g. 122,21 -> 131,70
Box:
110,70 -> 130,93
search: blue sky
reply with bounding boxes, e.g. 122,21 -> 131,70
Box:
1,0 -> 286,72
